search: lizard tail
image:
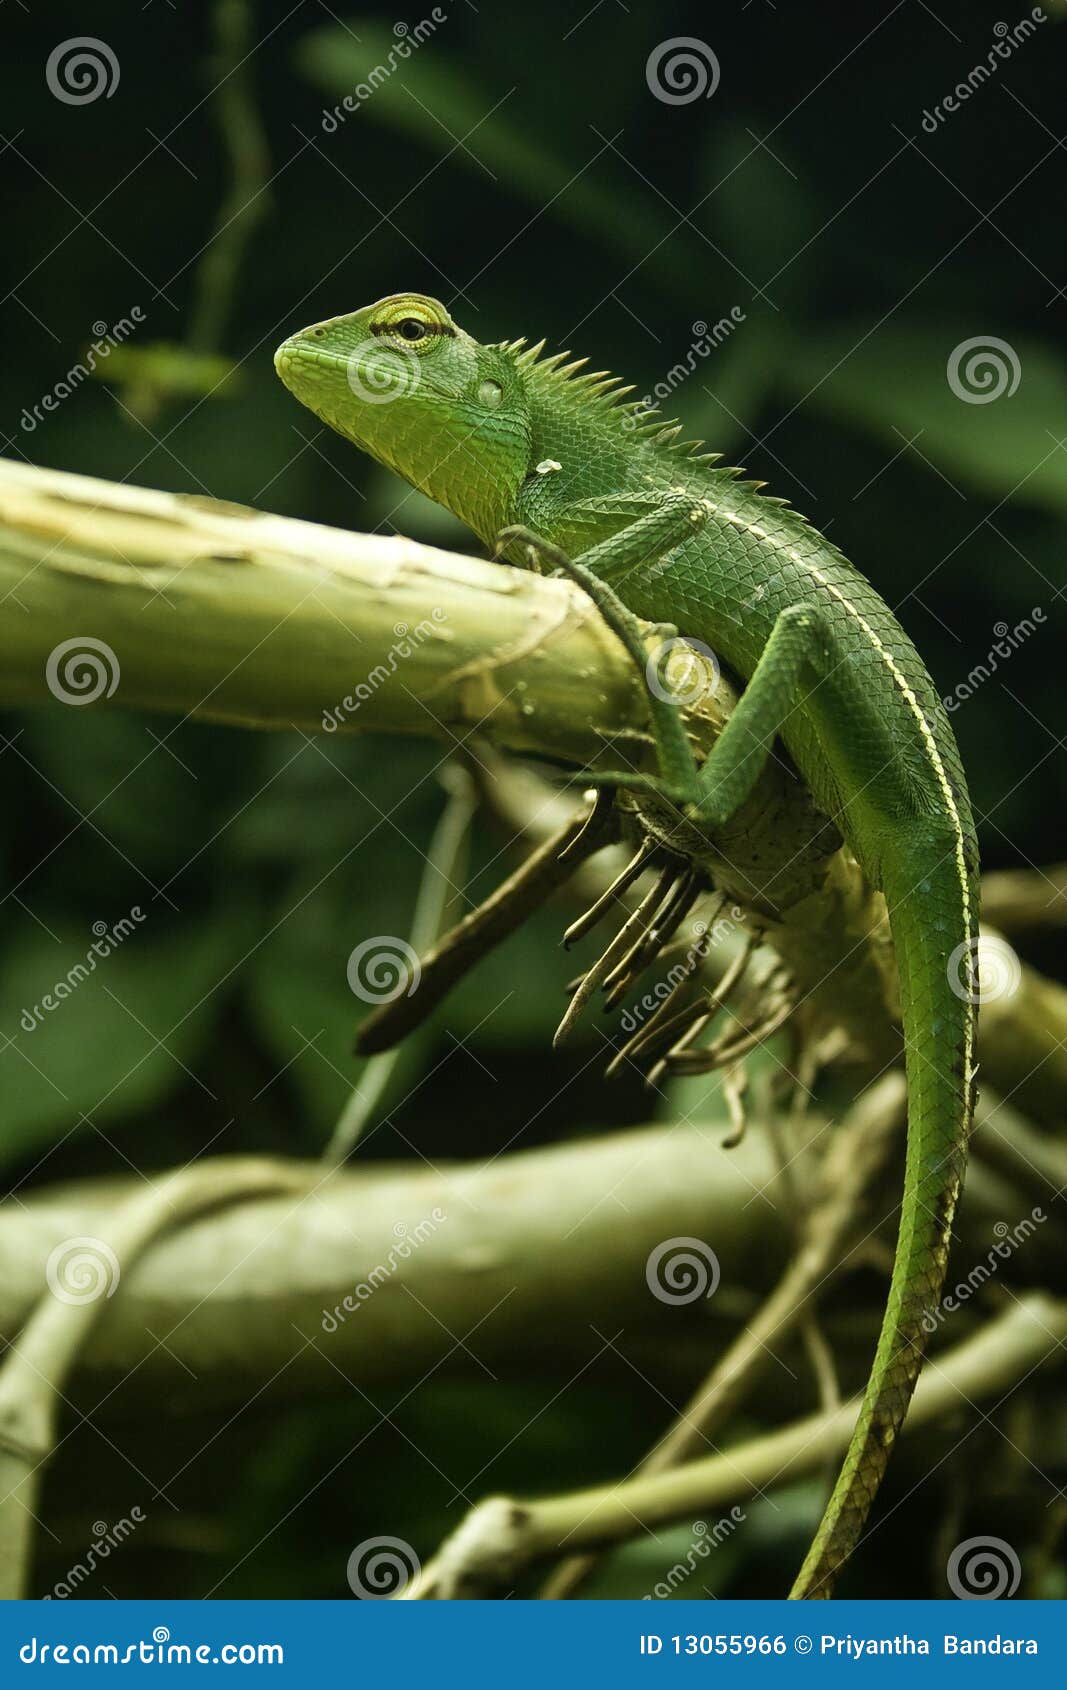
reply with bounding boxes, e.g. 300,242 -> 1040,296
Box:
789,845 -> 979,1599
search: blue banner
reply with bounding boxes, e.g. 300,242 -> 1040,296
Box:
2,1600 -> 1062,1685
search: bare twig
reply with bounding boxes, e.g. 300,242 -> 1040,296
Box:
407,1293 -> 1067,1598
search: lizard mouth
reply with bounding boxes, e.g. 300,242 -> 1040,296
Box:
274,337 -> 346,389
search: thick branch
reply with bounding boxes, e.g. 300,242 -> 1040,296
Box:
1,462 -> 1061,1108
1,1111 -> 1056,1417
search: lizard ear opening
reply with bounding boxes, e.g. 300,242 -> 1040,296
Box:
369,294 -> 456,348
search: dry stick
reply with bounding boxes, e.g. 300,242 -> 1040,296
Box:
970,1090 -> 1067,1218
604,926 -> 713,1078
408,1290 -> 1067,1598
356,792 -> 618,1055
0,1159 -> 303,1599
601,867 -> 703,996
554,863 -> 679,1046
539,1075 -> 906,1599
981,862 -> 1067,935
646,932 -> 758,1089
562,841 -> 659,948
325,765 -> 479,1164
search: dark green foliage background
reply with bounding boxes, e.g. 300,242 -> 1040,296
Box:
0,0 -> 1063,1599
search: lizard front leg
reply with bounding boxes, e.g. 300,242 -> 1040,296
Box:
497,495 -> 715,809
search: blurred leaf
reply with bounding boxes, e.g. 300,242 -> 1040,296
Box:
22,710 -> 212,875
0,911 -> 253,1167
787,324 -> 1067,513
704,121 -> 818,315
295,21 -> 703,300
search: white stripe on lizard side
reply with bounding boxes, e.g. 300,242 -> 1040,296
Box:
717,506 -> 976,1106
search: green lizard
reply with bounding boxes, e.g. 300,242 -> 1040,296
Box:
274,293 -> 979,1599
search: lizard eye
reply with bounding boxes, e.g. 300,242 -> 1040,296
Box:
370,296 -> 455,345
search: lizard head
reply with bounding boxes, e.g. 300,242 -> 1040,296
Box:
274,293 -> 531,542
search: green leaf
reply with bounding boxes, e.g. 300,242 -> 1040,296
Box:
0,911 -> 251,1168
787,324 -> 1067,512
295,22 -> 702,299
